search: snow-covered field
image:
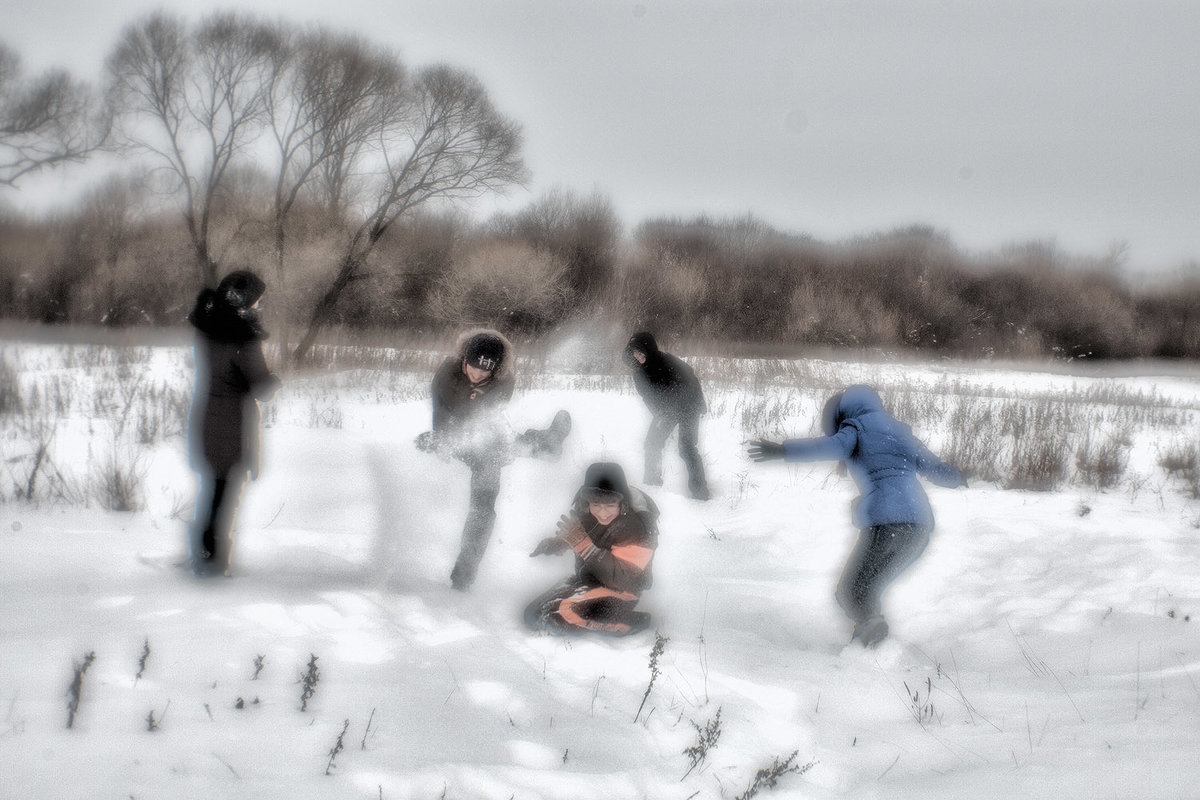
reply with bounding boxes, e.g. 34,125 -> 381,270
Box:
3,334 -> 1200,799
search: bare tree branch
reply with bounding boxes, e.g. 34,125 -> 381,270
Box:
292,64 -> 526,363
0,41 -> 108,188
105,12 -> 278,287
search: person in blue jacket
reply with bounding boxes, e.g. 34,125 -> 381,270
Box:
747,385 -> 965,647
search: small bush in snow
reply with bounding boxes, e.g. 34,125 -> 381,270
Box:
1075,429 -> 1131,489
735,750 -> 815,800
135,637 -> 150,684
66,650 -> 96,729
634,632 -> 668,723
299,654 -> 321,711
682,706 -> 722,779
90,445 -> 146,511
1159,441 -> 1200,498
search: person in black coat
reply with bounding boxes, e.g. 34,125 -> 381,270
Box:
622,331 -> 710,500
418,329 -> 571,591
186,270 -> 280,578
422,329 -> 515,591
525,462 -> 658,636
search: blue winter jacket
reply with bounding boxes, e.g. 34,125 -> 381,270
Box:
782,385 -> 963,531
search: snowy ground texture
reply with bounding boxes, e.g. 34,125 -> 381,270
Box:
3,333 -> 1200,800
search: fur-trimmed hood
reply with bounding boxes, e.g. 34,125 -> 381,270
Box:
453,328 -> 515,382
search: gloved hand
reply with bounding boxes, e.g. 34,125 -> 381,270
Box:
529,536 -> 568,557
746,439 -> 785,462
555,512 -> 587,548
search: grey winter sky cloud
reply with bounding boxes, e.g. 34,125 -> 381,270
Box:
5,0 -> 1199,270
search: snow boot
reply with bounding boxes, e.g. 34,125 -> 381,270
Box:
544,409 -> 572,457
852,615 -> 889,648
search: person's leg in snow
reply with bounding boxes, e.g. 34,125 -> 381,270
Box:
643,413 -> 676,486
450,454 -> 504,590
676,410 -> 710,500
524,579 -> 650,636
835,523 -> 930,645
191,471 -> 246,577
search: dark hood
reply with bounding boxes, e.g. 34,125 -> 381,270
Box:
821,385 -> 885,435
622,331 -> 661,367
188,288 -> 268,343
575,461 -> 634,510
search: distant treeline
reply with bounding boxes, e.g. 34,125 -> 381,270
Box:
2,197 -> 1199,361
1,9 -> 1198,361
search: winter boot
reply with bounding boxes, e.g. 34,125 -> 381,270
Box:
544,409 -> 572,457
852,615 -> 889,648
625,611 -> 652,635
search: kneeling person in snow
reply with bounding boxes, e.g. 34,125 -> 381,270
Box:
525,462 -> 658,636
747,385 -> 965,647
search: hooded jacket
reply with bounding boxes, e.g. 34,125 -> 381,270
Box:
568,463 -> 659,594
783,385 -> 963,531
431,328 -> 516,435
187,288 -> 280,477
622,332 -> 706,416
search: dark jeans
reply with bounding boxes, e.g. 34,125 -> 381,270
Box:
523,578 -> 650,636
449,452 -> 504,590
644,410 -> 708,497
835,523 -> 930,623
191,470 -> 247,572
447,413 -> 569,590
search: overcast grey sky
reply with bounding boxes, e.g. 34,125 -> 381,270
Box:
5,0 -> 1199,270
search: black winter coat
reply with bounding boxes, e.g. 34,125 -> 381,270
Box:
187,289 -> 280,477
570,486 -> 659,594
622,332 -> 706,417
431,329 -> 516,435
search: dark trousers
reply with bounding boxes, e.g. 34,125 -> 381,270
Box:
523,578 -> 650,636
450,453 -> 504,590
835,523 -> 930,624
644,410 -> 708,497
191,470 -> 247,572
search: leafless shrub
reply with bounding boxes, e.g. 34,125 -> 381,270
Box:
682,706 -> 722,779
299,653 -> 320,711
735,750 -> 815,800
325,718 -> 350,775
66,650 -> 96,729
1159,441 -> 1200,498
1075,428 -> 1131,489
428,241 -> 572,333
90,443 -> 146,511
634,632 -> 668,723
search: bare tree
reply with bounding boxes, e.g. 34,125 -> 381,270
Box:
105,12 -> 280,288
262,28 -> 405,355
291,64 -> 526,363
0,41 -> 107,188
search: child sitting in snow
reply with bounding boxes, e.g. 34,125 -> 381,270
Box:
747,385 -> 966,647
524,462 -> 658,636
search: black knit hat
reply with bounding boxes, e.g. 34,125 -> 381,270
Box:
580,461 -> 630,504
217,270 -> 266,310
463,332 -> 505,372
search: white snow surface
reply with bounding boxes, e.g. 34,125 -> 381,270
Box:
3,341 -> 1200,799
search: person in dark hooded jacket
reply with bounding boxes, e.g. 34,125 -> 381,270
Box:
186,270 -> 280,577
525,462 -> 658,636
417,329 -> 572,591
622,331 -> 710,500
747,385 -> 965,647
